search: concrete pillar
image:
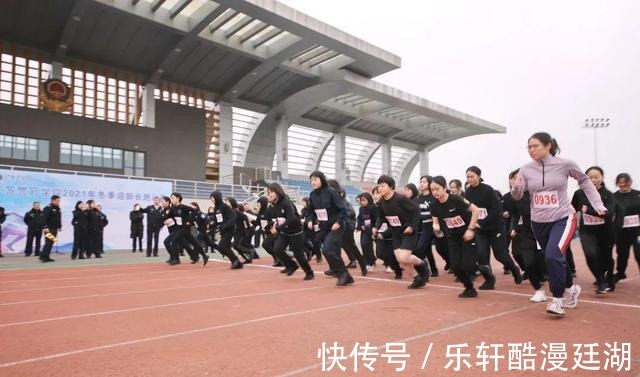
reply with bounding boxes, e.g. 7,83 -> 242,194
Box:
275,115 -> 289,179
419,147 -> 429,177
334,129 -> 347,183
51,61 -> 63,79
381,142 -> 392,176
141,83 -> 156,128
218,102 -> 234,180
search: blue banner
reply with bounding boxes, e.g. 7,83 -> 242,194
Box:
0,169 -> 171,253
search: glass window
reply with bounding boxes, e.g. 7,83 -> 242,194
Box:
71,144 -> 82,165
0,134 -> 48,162
112,149 -> 123,169
103,147 -> 113,168
92,146 -> 103,167
0,135 -> 11,158
81,145 -> 92,166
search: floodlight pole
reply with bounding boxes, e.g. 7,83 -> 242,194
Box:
583,118 -> 611,166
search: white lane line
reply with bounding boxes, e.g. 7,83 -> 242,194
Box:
0,266 -> 270,294
0,281 -> 373,328
239,261 -> 640,310
0,289 -> 426,368
0,277 -> 277,306
275,304 -> 534,377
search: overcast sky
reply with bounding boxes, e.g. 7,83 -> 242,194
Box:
280,0 -> 640,193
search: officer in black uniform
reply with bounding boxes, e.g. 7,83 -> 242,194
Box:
23,201 -> 44,257
141,197 -> 164,257
97,204 -> 108,255
41,195 -> 62,263
130,204 -> 144,253
0,206 -> 5,257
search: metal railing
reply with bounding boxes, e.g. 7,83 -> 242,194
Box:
0,164 -> 300,203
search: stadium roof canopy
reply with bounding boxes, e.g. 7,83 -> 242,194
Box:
0,0 -> 505,179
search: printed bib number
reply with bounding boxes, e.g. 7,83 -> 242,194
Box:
364,219 -> 371,226
533,191 -> 559,209
313,224 -> 320,232
444,216 -> 466,229
623,215 -> 640,228
315,209 -> 329,221
582,214 -> 604,226
478,208 -> 488,220
215,213 -> 223,223
386,216 -> 402,227
276,217 -> 286,226
175,217 -> 183,226
260,220 -> 268,230
379,223 -> 388,233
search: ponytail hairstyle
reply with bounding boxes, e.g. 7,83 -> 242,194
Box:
529,132 -> 560,156
465,165 -> 484,182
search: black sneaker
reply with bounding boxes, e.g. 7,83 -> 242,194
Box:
324,270 -> 337,277
478,266 -> 496,290
596,282 -> 610,294
231,260 -> 244,269
203,255 -> 209,266
512,268 -> 523,285
408,276 -> 427,289
613,272 -> 627,283
394,272 -> 403,280
286,265 -> 299,276
304,273 -> 315,281
346,260 -> 357,269
336,272 -> 354,286
431,270 -> 439,277
458,288 -> 478,298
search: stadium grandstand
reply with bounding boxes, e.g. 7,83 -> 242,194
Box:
0,0 -> 504,203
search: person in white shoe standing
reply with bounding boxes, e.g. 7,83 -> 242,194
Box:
512,132 -> 607,316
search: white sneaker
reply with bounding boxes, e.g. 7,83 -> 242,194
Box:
529,289 -> 548,303
386,266 -> 393,273
563,284 -> 582,309
366,265 -> 375,272
546,298 -> 565,316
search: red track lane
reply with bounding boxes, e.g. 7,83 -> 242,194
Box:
1,240 -> 638,377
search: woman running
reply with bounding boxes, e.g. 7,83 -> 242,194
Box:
465,166 -> 523,285
430,176 -> 495,297
512,132 -> 606,316
613,173 -> 640,283
266,183 -> 314,280
306,171 -> 354,286
571,166 -> 616,293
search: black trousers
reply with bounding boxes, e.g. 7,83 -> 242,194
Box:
448,236 -> 479,290
512,232 -> 545,290
212,230 -> 239,262
615,227 -> 640,275
72,228 -> 87,258
41,229 -> 58,259
320,227 -> 347,275
360,231 -> 376,266
375,237 -> 400,273
341,224 -> 365,268
580,229 -> 614,287
163,229 -> 180,261
416,222 -> 450,272
233,230 -> 253,261
173,227 -> 205,260
25,228 -> 42,255
146,227 -> 161,256
86,230 -> 99,256
475,224 -> 518,272
273,232 -> 313,274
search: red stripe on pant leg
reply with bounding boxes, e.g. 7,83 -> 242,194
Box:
559,213 -> 577,254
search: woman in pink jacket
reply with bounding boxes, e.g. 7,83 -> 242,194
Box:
512,132 -> 607,316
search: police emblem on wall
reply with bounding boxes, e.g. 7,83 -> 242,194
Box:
39,78 -> 73,112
